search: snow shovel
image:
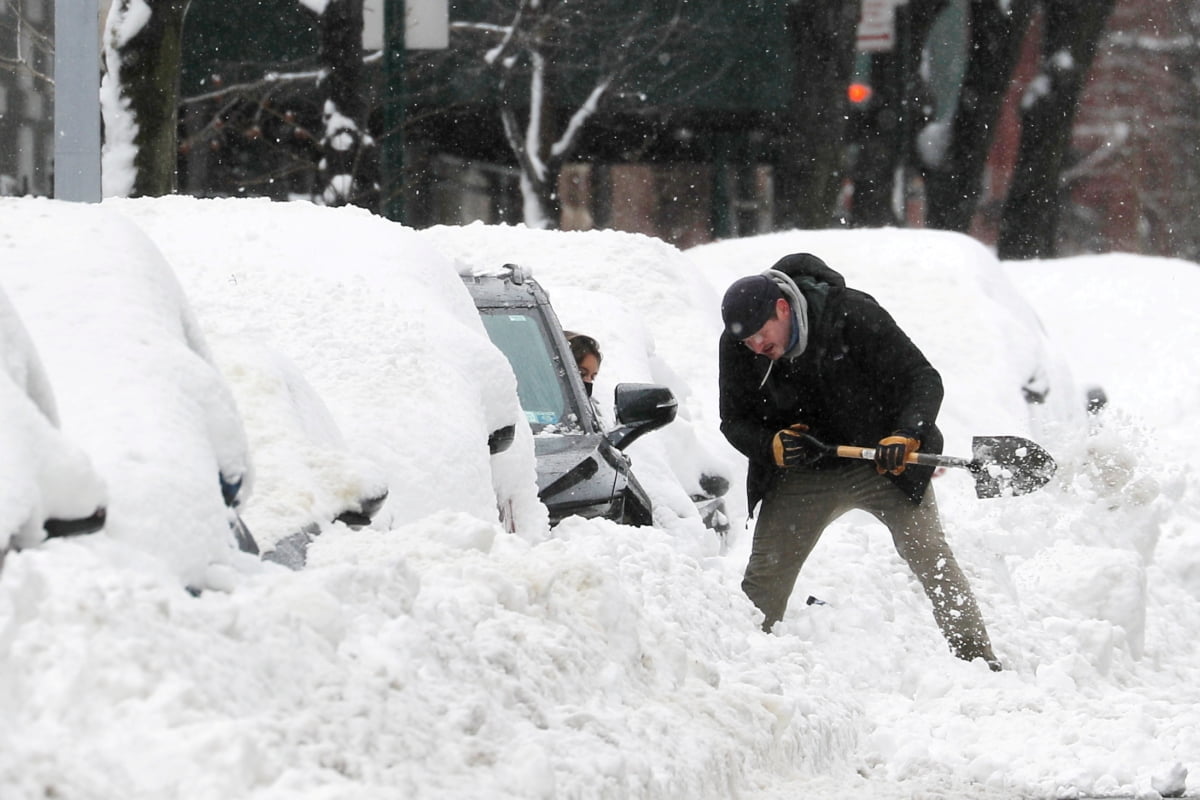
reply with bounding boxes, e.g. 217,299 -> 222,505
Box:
813,435 -> 1057,499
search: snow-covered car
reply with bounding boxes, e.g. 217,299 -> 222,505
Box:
0,284 -> 106,555
464,263 -> 726,529
210,340 -> 389,569
0,199 -> 257,588
422,224 -> 737,544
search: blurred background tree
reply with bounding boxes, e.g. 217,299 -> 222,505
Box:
11,0 -> 1199,260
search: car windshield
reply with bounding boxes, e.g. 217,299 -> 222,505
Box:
479,309 -> 581,434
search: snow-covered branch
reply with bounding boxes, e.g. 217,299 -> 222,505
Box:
551,78 -> 609,159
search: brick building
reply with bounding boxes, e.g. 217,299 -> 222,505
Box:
1067,0 -> 1198,258
968,0 -> 1198,258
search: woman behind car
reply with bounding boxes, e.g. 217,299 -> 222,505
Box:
565,332 -> 602,397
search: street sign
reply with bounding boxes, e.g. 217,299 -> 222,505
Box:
365,0 -> 449,51
407,0 -> 449,50
857,0 -> 897,53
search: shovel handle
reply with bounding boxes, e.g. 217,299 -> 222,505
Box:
834,445 -> 971,470
821,434 -> 1056,498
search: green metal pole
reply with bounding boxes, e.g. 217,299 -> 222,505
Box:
710,134 -> 732,239
894,1 -> 911,226
381,0 -> 405,222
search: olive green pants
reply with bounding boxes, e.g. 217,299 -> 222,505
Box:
743,461 -> 998,666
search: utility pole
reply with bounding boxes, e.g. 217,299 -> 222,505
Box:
53,0 -> 103,201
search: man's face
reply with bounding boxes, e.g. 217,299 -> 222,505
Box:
741,298 -> 790,360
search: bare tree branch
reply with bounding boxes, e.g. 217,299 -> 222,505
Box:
0,0 -> 55,87
180,69 -> 323,105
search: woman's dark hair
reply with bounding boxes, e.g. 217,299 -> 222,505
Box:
565,331 -> 602,366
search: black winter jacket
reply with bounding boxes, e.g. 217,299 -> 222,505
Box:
719,253 -> 945,513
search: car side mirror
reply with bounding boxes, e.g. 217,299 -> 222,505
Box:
488,424 -> 516,454
608,383 -> 677,451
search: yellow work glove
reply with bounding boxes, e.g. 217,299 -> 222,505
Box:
772,423 -> 819,468
875,432 -> 920,475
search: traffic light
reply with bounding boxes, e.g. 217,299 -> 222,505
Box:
848,82 -> 873,105
845,80 -> 875,144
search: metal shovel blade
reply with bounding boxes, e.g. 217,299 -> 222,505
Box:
968,435 -> 1057,498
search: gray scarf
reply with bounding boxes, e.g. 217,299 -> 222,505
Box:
762,268 -> 809,359
754,268 -> 809,387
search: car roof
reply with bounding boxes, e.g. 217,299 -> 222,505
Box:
461,265 -> 551,308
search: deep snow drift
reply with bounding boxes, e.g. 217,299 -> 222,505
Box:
1,196 -> 1197,800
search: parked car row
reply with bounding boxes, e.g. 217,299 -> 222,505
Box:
110,195 -> 546,572
1,197 -> 731,583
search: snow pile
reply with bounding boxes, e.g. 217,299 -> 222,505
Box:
0,196 -> 1197,799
